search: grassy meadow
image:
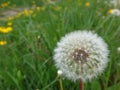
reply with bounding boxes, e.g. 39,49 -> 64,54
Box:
0,0 -> 120,90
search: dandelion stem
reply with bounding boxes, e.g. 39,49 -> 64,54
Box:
59,76 -> 64,90
80,79 -> 84,90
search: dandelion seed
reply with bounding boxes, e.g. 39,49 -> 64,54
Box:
54,30 -> 109,82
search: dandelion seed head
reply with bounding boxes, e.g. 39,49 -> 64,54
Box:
54,30 -> 109,82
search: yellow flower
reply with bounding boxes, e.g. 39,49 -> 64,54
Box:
1,3 -> 7,8
16,13 -> 21,18
23,9 -> 29,16
22,9 -> 34,16
0,2 -> 10,8
6,27 -> 13,32
108,9 -> 113,14
0,26 -> 13,33
36,6 -> 41,11
85,2 -> 90,7
0,40 -> 7,46
29,10 -> 33,14
7,22 -> 12,26
7,17 -> 14,21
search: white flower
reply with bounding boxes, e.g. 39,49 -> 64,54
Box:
54,30 -> 109,82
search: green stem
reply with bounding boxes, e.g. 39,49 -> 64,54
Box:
59,76 -> 64,90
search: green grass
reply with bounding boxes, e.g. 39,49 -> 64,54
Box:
0,0 -> 120,90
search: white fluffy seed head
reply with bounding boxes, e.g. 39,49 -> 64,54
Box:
53,30 -> 109,82
111,9 -> 120,16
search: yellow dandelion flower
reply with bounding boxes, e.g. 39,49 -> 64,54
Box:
7,22 -> 12,26
1,2 -> 10,8
85,2 -> 90,7
0,27 -> 3,30
7,17 -> 14,21
16,12 -> 22,18
36,6 -> 41,11
23,9 -> 29,16
0,40 -> 7,46
108,9 -> 113,14
0,27 -> 13,33
0,27 -> 6,33
29,10 -> 33,14
1,3 -> 7,8
6,27 -> 13,32
0,27 -> 3,32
